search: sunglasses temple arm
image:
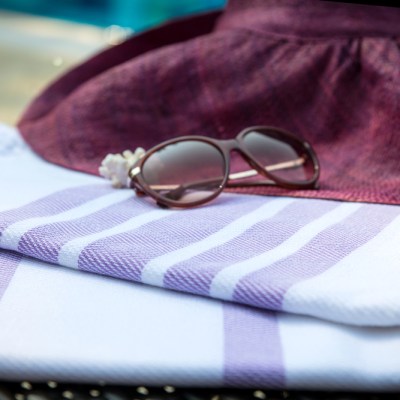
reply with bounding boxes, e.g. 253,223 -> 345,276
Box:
228,156 -> 306,180
147,156 -> 306,200
153,176 -> 225,201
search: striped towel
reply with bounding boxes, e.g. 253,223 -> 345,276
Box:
1,123 -> 400,389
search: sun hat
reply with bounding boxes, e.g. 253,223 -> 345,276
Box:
18,0 -> 400,204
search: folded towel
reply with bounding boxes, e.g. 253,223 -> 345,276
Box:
2,249 -> 400,390
1,125 -> 400,328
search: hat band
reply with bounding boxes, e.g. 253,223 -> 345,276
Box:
216,0 -> 400,39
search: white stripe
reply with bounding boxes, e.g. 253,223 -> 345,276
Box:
209,202 -> 362,300
58,208 -> 173,269
279,312 -> 400,390
0,190 -> 133,251
141,198 -> 296,286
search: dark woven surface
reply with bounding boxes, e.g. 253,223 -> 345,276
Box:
1,382 -> 399,400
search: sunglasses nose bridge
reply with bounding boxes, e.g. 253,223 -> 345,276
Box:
224,140 -> 254,166
221,138 -> 240,153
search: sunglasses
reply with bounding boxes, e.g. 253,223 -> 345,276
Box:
129,126 -> 320,208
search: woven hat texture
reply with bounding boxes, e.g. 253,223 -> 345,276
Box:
18,0 -> 400,204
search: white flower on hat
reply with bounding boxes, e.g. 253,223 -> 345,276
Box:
99,148 -> 145,188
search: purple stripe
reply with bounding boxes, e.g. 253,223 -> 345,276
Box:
223,303 -> 284,388
78,195 -> 270,281
17,197 -> 152,263
234,203 -> 400,309
0,184 -> 114,235
164,199 -> 338,295
0,250 -> 22,301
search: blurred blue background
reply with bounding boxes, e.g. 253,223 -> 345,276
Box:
0,0 -> 227,124
0,0 -> 227,30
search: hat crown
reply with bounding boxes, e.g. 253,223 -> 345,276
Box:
218,0 -> 400,38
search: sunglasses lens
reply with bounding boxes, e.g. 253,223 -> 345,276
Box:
242,129 -> 316,183
141,140 -> 226,205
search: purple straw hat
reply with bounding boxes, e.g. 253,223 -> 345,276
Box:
18,0 -> 400,204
